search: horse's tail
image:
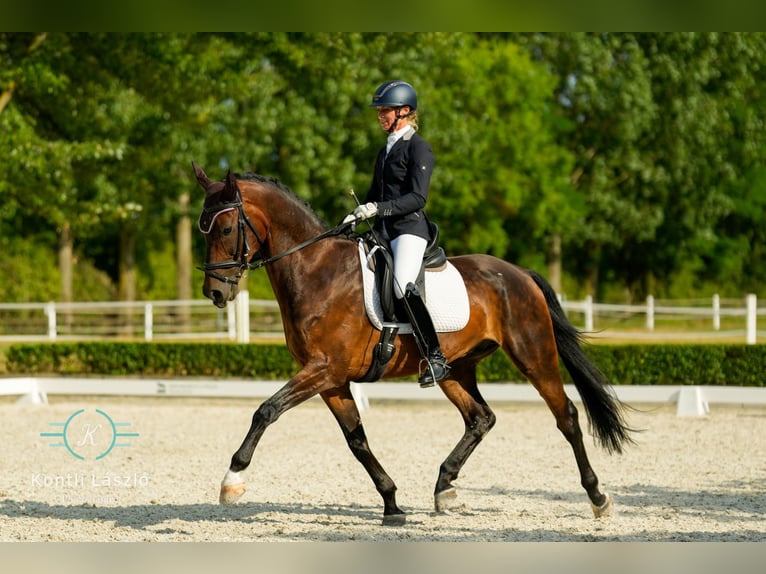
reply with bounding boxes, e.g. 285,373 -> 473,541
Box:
527,269 -> 634,454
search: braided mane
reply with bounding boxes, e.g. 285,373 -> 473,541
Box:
235,172 -> 328,229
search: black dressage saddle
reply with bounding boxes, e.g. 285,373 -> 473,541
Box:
354,221 -> 447,383
363,221 -> 447,323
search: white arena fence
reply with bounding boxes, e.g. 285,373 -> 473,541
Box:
565,293 -> 764,344
0,293 -> 281,343
2,292 -> 765,417
3,376 -> 766,418
0,292 -> 763,344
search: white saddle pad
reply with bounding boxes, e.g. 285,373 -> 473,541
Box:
357,240 -> 470,334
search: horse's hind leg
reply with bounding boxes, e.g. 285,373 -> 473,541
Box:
434,361 -> 496,513
506,339 -> 613,517
320,386 -> 405,526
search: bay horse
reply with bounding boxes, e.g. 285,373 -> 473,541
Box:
193,162 -> 633,525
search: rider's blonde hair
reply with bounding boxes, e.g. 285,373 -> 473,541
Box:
407,110 -> 419,131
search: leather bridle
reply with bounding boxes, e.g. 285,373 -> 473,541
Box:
197,189 -> 265,285
198,188 -> 351,285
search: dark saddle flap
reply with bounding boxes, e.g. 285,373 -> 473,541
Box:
363,222 -> 447,322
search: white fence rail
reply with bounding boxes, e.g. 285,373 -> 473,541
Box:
0,294 -> 280,343
560,293 -> 763,344
1,292 -> 763,344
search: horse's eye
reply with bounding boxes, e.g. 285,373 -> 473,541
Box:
222,226 -> 233,235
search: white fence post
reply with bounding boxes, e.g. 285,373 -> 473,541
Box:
227,304 -> 236,340
45,302 -> 57,340
144,303 -> 153,342
584,295 -> 594,332
235,290 -> 250,343
646,295 -> 655,331
746,294 -> 757,345
712,294 -> 720,331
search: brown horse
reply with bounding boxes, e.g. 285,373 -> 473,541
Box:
193,162 -> 633,525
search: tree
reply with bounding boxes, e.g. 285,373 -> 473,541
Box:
700,33 -> 766,295
0,33 -> 127,304
514,32 -> 766,299
3,33 -> 765,306
424,35 -> 577,289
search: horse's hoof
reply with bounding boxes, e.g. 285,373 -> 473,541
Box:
220,470 -> 245,504
434,486 -> 459,513
219,482 -> 246,504
591,493 -> 614,518
382,512 -> 407,526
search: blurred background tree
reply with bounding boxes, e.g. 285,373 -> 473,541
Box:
1,32 -> 764,304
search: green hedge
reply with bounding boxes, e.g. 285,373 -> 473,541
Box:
5,342 -> 299,380
4,342 -> 766,387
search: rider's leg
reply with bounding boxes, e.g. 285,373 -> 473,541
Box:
390,234 -> 427,299
403,283 -> 451,387
391,234 -> 451,388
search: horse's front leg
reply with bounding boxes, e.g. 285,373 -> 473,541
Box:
320,385 -> 405,526
219,366 -> 331,505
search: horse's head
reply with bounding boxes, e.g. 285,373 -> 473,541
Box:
193,162 -> 266,308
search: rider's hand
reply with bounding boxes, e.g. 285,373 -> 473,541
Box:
352,202 -> 378,221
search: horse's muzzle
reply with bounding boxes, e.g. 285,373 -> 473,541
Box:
204,283 -> 238,308
209,289 -> 228,308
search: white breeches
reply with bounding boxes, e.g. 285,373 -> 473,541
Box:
390,234 -> 428,299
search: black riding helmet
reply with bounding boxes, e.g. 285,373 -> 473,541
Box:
370,80 -> 418,111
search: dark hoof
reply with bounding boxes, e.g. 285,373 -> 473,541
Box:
382,512 -> 407,526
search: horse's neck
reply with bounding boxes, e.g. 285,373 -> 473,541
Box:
244,188 -> 330,301
243,183 -> 323,252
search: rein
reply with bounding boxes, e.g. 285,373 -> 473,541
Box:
250,225 -> 348,269
198,190 -> 350,285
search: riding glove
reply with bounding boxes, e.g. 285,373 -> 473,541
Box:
343,202 -> 378,223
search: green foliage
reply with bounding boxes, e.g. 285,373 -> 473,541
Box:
5,342 -> 765,387
0,236 -> 115,302
496,344 -> 757,389
514,32 -> 766,300
425,35 -> 578,260
138,242 -> 180,300
2,32 -> 766,305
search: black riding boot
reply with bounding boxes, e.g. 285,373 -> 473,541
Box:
403,283 -> 451,388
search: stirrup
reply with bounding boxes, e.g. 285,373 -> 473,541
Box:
418,358 -> 450,388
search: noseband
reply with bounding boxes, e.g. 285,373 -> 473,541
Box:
197,189 -> 266,285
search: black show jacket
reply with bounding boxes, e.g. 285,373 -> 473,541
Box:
364,130 -> 435,242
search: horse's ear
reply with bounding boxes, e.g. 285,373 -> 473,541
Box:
193,161 -> 226,197
221,169 -> 239,202
192,161 -> 212,189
